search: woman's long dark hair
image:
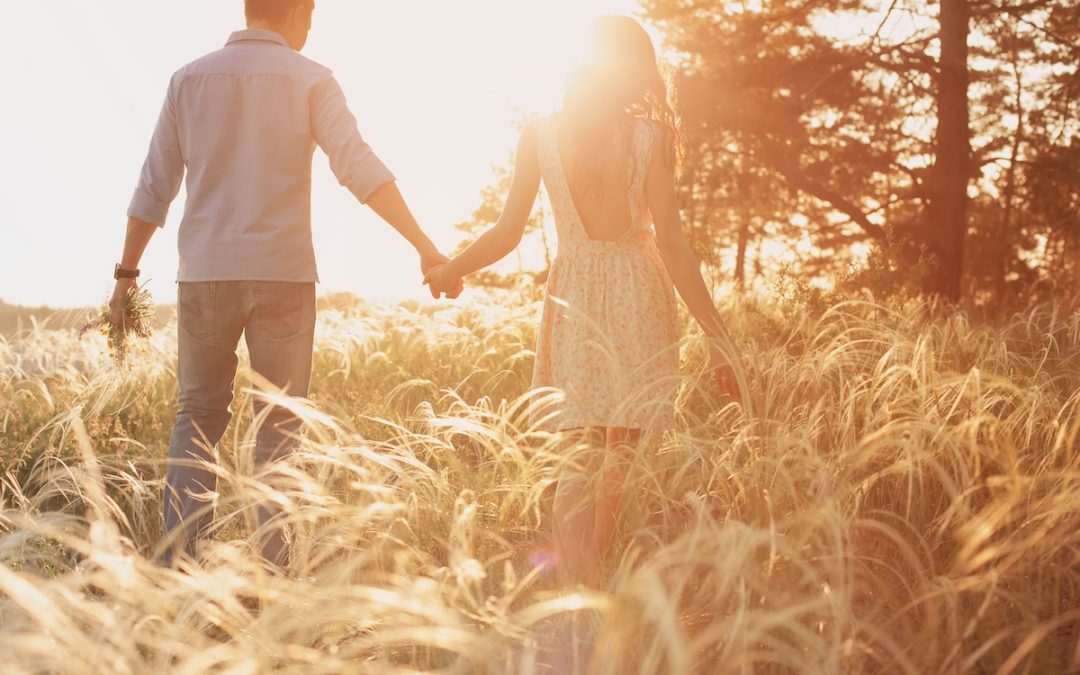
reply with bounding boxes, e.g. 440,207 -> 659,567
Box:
562,16 -> 683,198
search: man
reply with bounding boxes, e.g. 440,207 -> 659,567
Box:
111,0 -> 459,570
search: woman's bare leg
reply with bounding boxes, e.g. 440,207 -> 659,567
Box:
577,429 -> 642,674
590,428 -> 642,562
552,427 -> 605,586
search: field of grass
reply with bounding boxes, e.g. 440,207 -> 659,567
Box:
0,289 -> 1077,674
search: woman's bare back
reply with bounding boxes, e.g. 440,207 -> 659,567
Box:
554,114 -> 640,242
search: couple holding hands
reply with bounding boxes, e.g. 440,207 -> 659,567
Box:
112,0 -> 743,584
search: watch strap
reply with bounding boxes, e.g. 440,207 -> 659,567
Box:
114,264 -> 140,280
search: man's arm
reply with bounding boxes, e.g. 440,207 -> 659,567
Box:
110,218 -> 158,328
112,77 -> 184,327
363,182 -> 442,271
310,74 -> 459,297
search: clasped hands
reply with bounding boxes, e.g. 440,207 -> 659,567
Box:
420,250 -> 464,300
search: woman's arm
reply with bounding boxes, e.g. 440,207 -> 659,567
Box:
426,122 -> 542,293
646,126 -> 746,400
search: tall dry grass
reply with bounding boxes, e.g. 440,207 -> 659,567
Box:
0,290 -> 1077,674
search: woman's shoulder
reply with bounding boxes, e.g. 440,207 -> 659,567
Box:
529,112 -> 560,132
512,117 -> 549,167
525,115 -> 552,134
518,113 -> 560,140
637,119 -> 678,167
518,117 -> 547,149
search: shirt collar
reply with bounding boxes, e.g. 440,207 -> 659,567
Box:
226,28 -> 290,48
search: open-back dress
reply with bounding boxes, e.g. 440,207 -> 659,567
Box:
531,114 -> 681,432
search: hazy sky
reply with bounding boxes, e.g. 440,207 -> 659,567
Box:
0,0 -> 638,308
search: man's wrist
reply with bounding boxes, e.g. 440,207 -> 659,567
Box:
114,263 -> 141,280
416,240 -> 441,260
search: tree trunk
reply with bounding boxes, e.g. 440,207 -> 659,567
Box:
994,58 -> 1024,304
735,220 -> 750,289
925,0 -> 972,302
734,173 -> 751,289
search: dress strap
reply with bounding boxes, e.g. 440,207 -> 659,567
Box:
632,119 -> 656,190
628,119 -> 656,232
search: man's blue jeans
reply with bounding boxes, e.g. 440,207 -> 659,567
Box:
156,281 -> 316,569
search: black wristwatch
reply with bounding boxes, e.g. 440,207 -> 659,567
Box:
114,263 -> 141,280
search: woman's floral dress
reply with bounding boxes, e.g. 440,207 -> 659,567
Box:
531,114 -> 681,431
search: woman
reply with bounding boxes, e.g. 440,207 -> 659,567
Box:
426,16 -> 745,585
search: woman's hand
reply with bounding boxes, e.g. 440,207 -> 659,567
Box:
710,344 -> 743,403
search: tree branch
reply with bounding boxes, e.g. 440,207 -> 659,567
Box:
765,159 -> 888,239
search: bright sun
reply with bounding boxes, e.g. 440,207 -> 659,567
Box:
306,1 -> 648,305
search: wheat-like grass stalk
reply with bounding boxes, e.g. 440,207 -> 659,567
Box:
77,286 -> 156,367
1,291 -> 1077,673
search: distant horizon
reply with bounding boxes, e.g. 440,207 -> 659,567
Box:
0,287 -> 427,312
0,287 -> 451,339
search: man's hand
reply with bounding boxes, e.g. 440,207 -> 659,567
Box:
363,184 -> 462,299
420,249 -> 450,277
420,249 -> 463,300
110,218 -> 158,328
110,278 -> 137,331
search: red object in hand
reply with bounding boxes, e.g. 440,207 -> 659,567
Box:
714,364 -> 742,403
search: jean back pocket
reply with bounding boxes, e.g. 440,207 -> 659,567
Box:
179,283 -> 217,340
252,282 -> 314,341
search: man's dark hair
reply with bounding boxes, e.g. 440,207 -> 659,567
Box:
245,0 -> 314,23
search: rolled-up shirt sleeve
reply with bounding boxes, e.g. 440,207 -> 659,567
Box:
310,73 -> 396,204
128,75 -> 185,227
